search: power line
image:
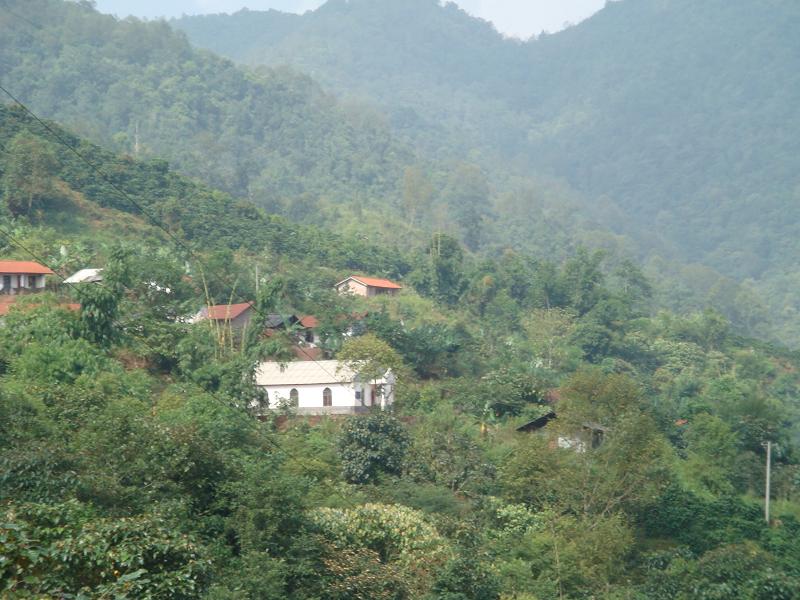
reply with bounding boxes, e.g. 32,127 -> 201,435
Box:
0,3 -> 374,386
0,226 -> 334,486
0,224 -> 170,358
0,80 -> 349,384
0,0 -> 42,31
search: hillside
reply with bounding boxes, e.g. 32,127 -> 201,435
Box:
3,102 -> 800,599
173,0 -> 800,345
0,0 -> 416,230
0,103 -> 410,281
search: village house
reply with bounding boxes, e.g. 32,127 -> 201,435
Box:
189,302 -> 255,329
335,275 -> 402,297
516,411 -> 609,452
298,315 -> 321,345
255,359 -> 396,415
0,261 -> 53,295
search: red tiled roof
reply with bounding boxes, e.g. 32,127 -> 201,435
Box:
204,302 -> 253,321
299,315 -> 319,328
0,261 -> 54,275
346,275 -> 402,289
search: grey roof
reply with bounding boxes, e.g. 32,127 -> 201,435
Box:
63,268 -> 103,284
256,360 -> 359,386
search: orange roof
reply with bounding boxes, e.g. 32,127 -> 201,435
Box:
0,261 -> 54,275
344,275 -> 402,290
204,302 -> 253,321
299,315 -> 319,328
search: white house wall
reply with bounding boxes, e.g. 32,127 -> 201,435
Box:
336,279 -> 368,297
0,274 -> 46,293
263,382 -> 380,415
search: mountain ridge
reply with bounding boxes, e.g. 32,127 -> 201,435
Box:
172,0 -> 800,344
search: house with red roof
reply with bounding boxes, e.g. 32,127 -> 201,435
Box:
0,261 -> 54,295
190,302 -> 255,330
335,275 -> 402,298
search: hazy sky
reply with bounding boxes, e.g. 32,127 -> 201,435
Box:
93,0 -> 607,38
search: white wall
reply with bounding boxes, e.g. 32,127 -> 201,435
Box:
336,279 -> 368,297
0,274 -> 46,293
259,380 -> 392,414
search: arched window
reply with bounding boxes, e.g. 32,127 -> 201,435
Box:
323,387 -> 332,407
289,388 -> 299,406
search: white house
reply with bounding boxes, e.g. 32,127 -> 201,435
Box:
0,261 -> 53,295
255,359 -> 395,415
335,275 -> 402,297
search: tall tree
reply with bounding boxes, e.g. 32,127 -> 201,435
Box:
2,132 -> 58,217
444,164 -> 492,251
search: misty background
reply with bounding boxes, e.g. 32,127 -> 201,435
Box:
94,0 -> 607,38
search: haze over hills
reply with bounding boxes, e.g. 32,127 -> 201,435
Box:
2,0 -> 799,343
0,0 -> 419,233
5,3 -> 800,596
0,0 -> 607,267
173,0 -> 800,344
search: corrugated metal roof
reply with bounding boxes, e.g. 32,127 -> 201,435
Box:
256,360 -> 358,386
64,268 -> 104,284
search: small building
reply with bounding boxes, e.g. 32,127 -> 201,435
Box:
255,359 -> 395,415
335,275 -> 402,298
0,261 -> 54,295
264,313 -> 300,330
64,268 -> 104,284
189,302 -> 255,329
298,315 -> 321,345
516,412 -> 609,452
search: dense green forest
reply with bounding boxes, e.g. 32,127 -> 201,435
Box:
2,91 -> 800,598
173,0 -> 800,346
0,0 -> 787,346
0,0 -> 418,230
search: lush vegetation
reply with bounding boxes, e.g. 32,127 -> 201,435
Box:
173,0 -> 800,346
0,0 -> 417,233
1,0 -> 781,348
2,101 -> 800,599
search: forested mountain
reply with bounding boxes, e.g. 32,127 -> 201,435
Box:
3,92 -> 800,599
173,0 -> 800,345
0,0 -> 417,227
0,0 -> 614,266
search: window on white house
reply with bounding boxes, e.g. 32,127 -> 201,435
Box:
289,388 -> 299,406
323,387 -> 332,407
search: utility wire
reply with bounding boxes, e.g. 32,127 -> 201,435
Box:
0,225 -> 334,482
0,79 -> 351,384
0,0 -> 43,31
0,2 -> 364,385
0,224 -> 172,359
